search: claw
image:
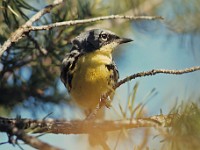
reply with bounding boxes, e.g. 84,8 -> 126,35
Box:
100,95 -> 112,108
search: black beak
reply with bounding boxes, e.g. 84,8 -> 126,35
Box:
118,37 -> 133,44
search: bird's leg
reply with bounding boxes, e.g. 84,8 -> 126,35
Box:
100,94 -> 112,108
85,95 -> 112,120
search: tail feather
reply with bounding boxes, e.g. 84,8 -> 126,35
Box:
86,108 -> 110,150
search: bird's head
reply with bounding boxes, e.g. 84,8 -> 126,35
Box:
71,29 -> 133,53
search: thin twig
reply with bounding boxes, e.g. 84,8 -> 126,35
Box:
114,66 -> 200,89
0,14 -> 162,57
0,0 -> 63,58
0,116 -> 61,150
26,33 -> 48,55
89,66 -> 200,119
29,15 -> 163,31
85,103 -> 103,120
12,128 -> 61,150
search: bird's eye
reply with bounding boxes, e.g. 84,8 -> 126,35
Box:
101,34 -> 108,41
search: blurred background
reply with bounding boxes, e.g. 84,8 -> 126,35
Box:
1,0 -> 200,149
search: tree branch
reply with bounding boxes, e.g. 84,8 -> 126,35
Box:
29,15 -> 163,31
0,114 -> 175,135
0,3 -> 163,58
0,118 -> 61,150
0,0 -> 63,58
114,66 -> 200,89
88,66 -> 200,119
11,128 -> 61,150
1,66 -> 199,148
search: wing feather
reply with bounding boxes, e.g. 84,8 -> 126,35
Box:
105,62 -> 119,87
60,50 -> 81,91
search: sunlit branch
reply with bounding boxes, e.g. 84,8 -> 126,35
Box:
0,114 -> 174,135
88,66 -> 200,119
0,0 -> 63,58
0,120 -> 61,150
115,66 -> 200,89
29,15 -> 163,31
0,3 -> 163,58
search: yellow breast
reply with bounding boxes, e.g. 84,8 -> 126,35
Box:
70,51 -> 113,109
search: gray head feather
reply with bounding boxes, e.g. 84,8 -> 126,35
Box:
71,29 -> 118,52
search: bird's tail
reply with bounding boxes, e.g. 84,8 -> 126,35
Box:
86,107 -> 110,150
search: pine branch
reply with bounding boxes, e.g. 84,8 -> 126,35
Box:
0,114 -> 174,135
0,65 -> 199,148
0,118 -> 61,150
114,66 -> 200,89
0,0 -> 63,58
0,1 -> 163,58
11,128 -> 61,150
87,66 -> 200,119
29,15 -> 163,31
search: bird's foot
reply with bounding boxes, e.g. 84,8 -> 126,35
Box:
100,95 -> 112,108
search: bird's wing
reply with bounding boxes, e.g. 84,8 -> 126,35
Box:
106,62 -> 119,87
60,50 -> 82,91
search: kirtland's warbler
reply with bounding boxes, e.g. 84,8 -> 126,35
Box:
61,29 -> 132,112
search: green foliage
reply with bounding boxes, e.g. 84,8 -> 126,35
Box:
0,0 -> 136,116
1,0 -> 38,30
161,103 -> 200,150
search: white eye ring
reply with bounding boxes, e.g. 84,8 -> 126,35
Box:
101,34 -> 108,41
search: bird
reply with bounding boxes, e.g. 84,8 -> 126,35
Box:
60,29 -> 132,113
60,29 -> 132,148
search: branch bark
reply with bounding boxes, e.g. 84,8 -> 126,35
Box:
0,117 -> 61,150
88,66 -> 200,119
114,66 -> 200,89
0,114 -> 175,135
12,128 -> 61,150
0,3 -> 163,58
0,66 -> 199,148
29,15 -> 163,31
0,0 -> 63,58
